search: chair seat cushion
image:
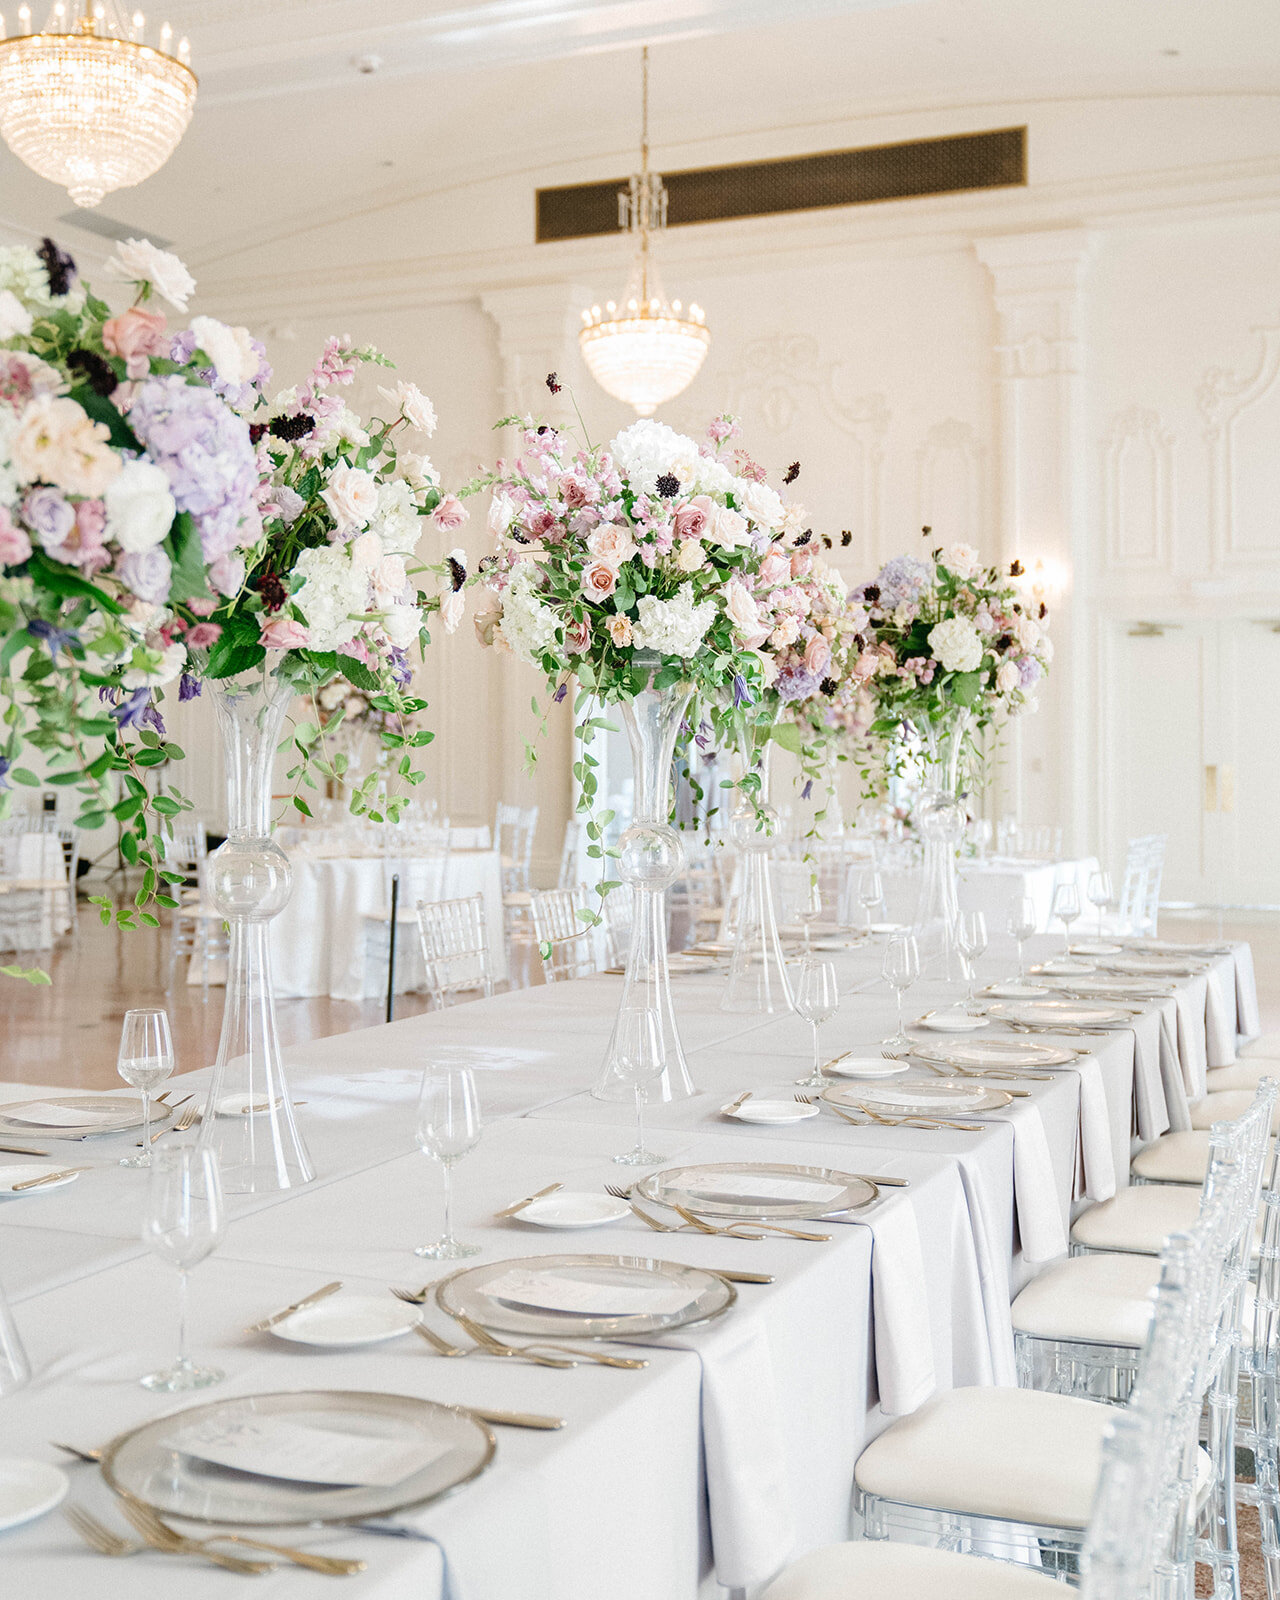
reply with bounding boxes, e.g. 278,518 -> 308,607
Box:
854,1386 -> 1112,1528
503,891 -> 533,908
1242,1034 -> 1280,1061
1070,1182 -> 1201,1255
1190,1089 -> 1280,1133
1011,1252 -> 1160,1347
1207,1061 -> 1278,1093
1130,1131 -> 1210,1186
762,1541 -> 1063,1600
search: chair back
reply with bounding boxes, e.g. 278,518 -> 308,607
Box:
384,844 -> 450,913
557,818 -> 585,891
416,893 -> 495,1009
496,802 -> 538,893
1116,833 -> 1167,937
602,886 -> 634,968
531,885 -> 599,982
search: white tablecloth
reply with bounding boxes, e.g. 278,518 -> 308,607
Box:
880,855 -> 1100,934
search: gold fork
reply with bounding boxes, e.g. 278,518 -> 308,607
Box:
388,1287 -> 469,1355
451,1309 -> 646,1370
435,1304 -> 578,1369
121,1498 -> 364,1576
804,1094 -> 982,1134
150,1102 -> 200,1143
115,1499 -> 274,1573
63,1503 -> 144,1558
604,1184 -> 680,1230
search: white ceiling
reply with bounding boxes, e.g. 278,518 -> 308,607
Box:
1,0 -> 1276,299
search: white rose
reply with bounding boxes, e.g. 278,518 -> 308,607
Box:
706,505 -> 751,551
321,464 -> 379,532
122,638 -> 185,689
488,491 -> 517,536
371,553 -> 408,606
189,316 -> 259,386
996,661 -> 1021,694
0,288 -> 32,340
1015,617 -> 1041,651
724,580 -> 763,638
737,480 -> 784,530
399,451 -> 440,491
382,604 -> 421,648
945,543 -> 982,579
107,238 -> 195,312
378,381 -> 437,436
104,458 -> 176,552
675,539 -> 705,573
440,588 -> 465,634
586,524 -> 637,566
350,530 -> 382,571
927,616 -> 984,674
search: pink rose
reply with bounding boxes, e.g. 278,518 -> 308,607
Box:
758,549 -> 791,587
853,649 -> 880,682
559,474 -> 598,510
564,616 -> 590,654
586,524 -> 636,567
186,622 -> 222,648
790,547 -> 813,578
259,616 -> 309,650
101,308 -> 168,380
607,615 -> 632,648
524,506 -> 560,541
0,508 -> 31,566
581,561 -> 617,601
433,494 -> 468,532
803,634 -> 831,677
672,494 -> 713,541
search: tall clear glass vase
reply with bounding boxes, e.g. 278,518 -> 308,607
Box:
721,733 -> 793,1015
593,653 -> 696,1104
911,709 -> 972,983
815,747 -> 845,842
194,671 -> 314,1193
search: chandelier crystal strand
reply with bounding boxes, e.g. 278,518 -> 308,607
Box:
0,0 -> 195,208
579,46 -> 710,416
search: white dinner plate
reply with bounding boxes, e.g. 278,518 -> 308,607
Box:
518,1192 -> 631,1229
810,935 -> 864,952
832,1080 -> 988,1110
1033,960 -> 1097,975
868,922 -> 905,935
0,1459 -> 68,1531
824,1057 -> 911,1079
269,1295 -> 420,1348
667,954 -> 718,974
0,1096 -> 152,1137
988,1000 -> 1131,1029
723,1099 -> 820,1125
0,1164 -> 80,1196
917,1011 -> 989,1033
1070,941 -> 1123,956
983,982 -> 1049,998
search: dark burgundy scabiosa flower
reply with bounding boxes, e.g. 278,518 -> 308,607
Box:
1010,559 -> 1025,578
545,372 -> 562,395
783,461 -> 801,485
67,349 -> 117,397
1038,602 -> 1048,620
840,530 -> 852,547
257,570 -> 288,613
794,530 -> 812,547
248,423 -> 269,445
821,535 -> 833,549
820,677 -> 838,696
996,633 -> 1013,653
268,413 -> 315,442
37,237 -> 76,297
654,473 -> 681,499
863,585 -> 881,605
447,554 -> 467,593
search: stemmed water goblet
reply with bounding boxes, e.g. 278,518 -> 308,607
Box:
856,868 -> 884,933
1087,870 -> 1115,938
140,1145 -> 225,1392
794,957 -> 840,1087
1051,881 -> 1082,958
1007,896 -> 1037,979
415,1064 -> 482,1259
612,1010 -> 666,1167
957,910 -> 988,1010
118,1007 -> 174,1169
794,875 -> 823,953
882,933 -> 921,1052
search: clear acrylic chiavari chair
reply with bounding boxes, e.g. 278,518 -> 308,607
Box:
415,892 -> 496,1011
530,884 -> 600,983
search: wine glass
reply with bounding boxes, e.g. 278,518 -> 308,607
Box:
1006,895 -> 1037,979
1051,881 -> 1081,957
794,957 -> 840,1087
117,1007 -> 174,1169
140,1145 -> 225,1392
795,876 -> 823,953
857,869 -> 884,932
881,933 -> 921,1052
1087,870 -> 1115,938
415,1065 -> 482,1259
612,1009 -> 667,1166
957,910 -> 988,1009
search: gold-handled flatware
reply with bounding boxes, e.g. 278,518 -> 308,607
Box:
122,1500 -> 363,1576
713,1268 -> 775,1284
0,1142 -> 48,1156
493,1182 -> 562,1219
12,1166 -> 88,1190
411,1320 -> 469,1358
149,1101 -> 200,1143
670,1202 -> 766,1240
246,1280 -> 343,1334
470,1408 -> 565,1430
815,1097 -> 983,1134
722,1090 -> 752,1115
116,1500 -> 275,1574
605,1186 -> 682,1232
449,1308 -> 645,1370
52,1440 -> 103,1464
444,1310 -> 578,1368
63,1503 -> 145,1558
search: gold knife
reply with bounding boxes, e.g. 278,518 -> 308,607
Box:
12,1167 -> 86,1190
247,1280 -> 343,1333
712,1269 -> 774,1284
494,1182 -> 563,1220
0,1143 -> 48,1157
469,1408 -> 565,1430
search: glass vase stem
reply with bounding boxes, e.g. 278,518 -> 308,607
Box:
911,709 -> 972,984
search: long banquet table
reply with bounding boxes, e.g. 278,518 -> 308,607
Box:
0,932 -> 1260,1599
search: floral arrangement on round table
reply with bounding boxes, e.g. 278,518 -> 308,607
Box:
0,234 -> 463,972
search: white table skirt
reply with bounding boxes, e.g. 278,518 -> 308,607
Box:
880,855 -> 1100,934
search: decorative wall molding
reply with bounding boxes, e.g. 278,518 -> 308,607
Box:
915,418 -> 985,544
1197,321 -> 1280,572
478,284 -> 590,422
1102,407 -> 1175,571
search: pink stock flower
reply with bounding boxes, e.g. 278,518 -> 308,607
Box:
0,507 -> 32,566
186,622 -> 223,648
433,494 -> 468,532
758,549 -> 791,587
259,616 -> 309,650
188,596 -> 217,617
524,506 -> 560,541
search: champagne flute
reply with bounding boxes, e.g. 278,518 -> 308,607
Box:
882,933 -> 920,1052
857,868 -> 884,932
1087,870 -> 1114,938
796,876 -> 823,953
1007,895 -> 1037,979
117,1007 -> 174,1169
1051,881 -> 1081,958
140,1145 -> 225,1392
794,957 -> 840,1087
415,1065 -> 483,1259
612,1009 -> 666,1166
957,910 -> 988,1009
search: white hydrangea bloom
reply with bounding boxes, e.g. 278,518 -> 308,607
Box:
631,588 -> 717,657
609,419 -> 702,497
690,454 -> 738,497
927,616 -> 984,674
293,544 -> 370,653
498,563 -> 560,668
368,478 -> 421,554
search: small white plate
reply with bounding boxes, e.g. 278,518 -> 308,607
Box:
518,1191 -> 631,1229
1034,960 -> 1096,975
215,1095 -> 284,1117
811,936 -> 864,952
724,1099 -> 821,1125
917,1012 -> 990,1033
824,1057 -> 911,1079
0,1164 -> 80,1196
984,982 -> 1049,998
0,1459 -> 68,1532
868,922 -> 904,935
269,1294 -> 420,1348
1071,941 -> 1123,956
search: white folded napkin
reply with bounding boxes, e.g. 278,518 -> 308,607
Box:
1173,981 -> 1209,1100
1157,1005 -> 1192,1133
1203,963 -> 1236,1070
988,1099 -> 1068,1266
1234,945 -> 1262,1039
854,1197 -> 936,1415
1070,1054 -> 1117,1203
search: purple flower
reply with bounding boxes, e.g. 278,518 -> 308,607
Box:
774,666 -> 820,704
141,700 -> 166,737
387,648 -> 412,688
117,546 -> 172,605
23,487 -> 75,551
111,687 -> 153,728
732,673 -> 754,709
26,618 -> 79,659
0,757 -> 9,790
870,555 -> 932,610
169,329 -> 273,412
127,375 -> 262,564
1019,657 -> 1042,688
800,779 -> 813,800
178,673 -> 202,702
693,719 -> 712,751
552,682 -> 569,704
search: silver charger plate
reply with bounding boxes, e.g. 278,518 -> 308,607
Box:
822,1081 -> 1011,1116
101,1390 -> 494,1526
438,1253 -> 735,1339
637,1161 -> 877,1222
987,1000 -> 1131,1029
910,1038 -> 1080,1069
0,1095 -> 171,1139
1097,956 -> 1205,977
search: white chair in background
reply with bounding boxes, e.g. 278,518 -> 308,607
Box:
415,892 -> 496,1010
602,886 -> 634,969
556,817 -> 584,890
363,840 -> 451,992
496,801 -> 539,967
163,822 -> 229,997
1113,833 -> 1167,937
530,884 -> 600,983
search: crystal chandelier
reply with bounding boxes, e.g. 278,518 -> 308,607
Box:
0,0 -> 196,208
579,48 -> 710,418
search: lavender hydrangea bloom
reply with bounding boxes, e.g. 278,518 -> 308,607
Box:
23,486 -> 75,549
128,375 -> 261,563
774,666 -> 820,704
1019,657 -> 1042,688
169,330 -> 273,413
872,555 -> 932,609
117,546 -> 172,604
